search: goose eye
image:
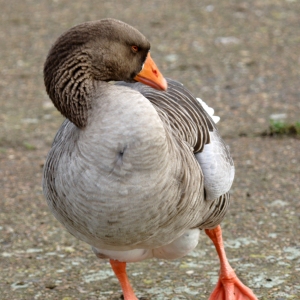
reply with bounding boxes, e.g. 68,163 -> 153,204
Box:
131,45 -> 139,53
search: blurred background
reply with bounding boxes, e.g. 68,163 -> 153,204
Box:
0,0 -> 299,299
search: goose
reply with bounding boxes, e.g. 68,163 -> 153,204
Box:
43,18 -> 258,300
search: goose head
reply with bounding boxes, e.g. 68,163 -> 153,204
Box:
44,18 -> 167,128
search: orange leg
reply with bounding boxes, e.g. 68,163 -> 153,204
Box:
205,225 -> 258,300
110,259 -> 138,300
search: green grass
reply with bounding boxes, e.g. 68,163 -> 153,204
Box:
23,142 -> 37,150
269,120 -> 300,136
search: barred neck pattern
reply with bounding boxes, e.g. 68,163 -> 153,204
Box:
45,50 -> 94,128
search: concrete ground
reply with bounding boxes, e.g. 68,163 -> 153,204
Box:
0,0 -> 299,299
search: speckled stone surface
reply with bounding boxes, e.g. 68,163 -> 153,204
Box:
0,1 -> 299,299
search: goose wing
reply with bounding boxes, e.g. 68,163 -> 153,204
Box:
118,78 -> 234,201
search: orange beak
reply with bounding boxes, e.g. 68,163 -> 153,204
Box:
134,53 -> 167,91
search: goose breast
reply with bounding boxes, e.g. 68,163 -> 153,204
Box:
43,83 -> 207,251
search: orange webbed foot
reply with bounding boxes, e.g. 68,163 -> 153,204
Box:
208,272 -> 258,300
206,225 -> 258,300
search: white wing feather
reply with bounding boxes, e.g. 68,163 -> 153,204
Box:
196,98 -> 220,124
